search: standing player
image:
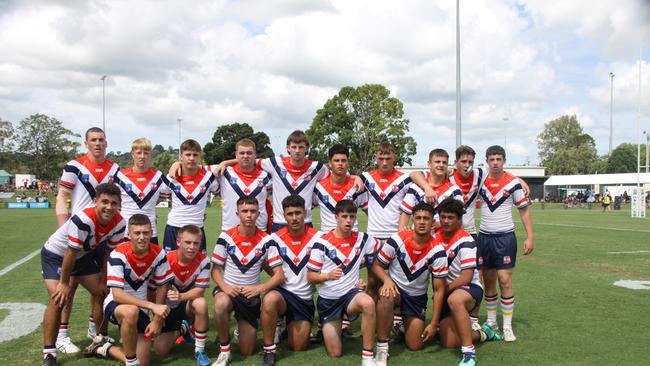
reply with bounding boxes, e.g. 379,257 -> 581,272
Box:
164,139 -> 219,252
114,138 -> 170,244
41,183 -> 126,366
152,225 -> 211,366
211,196 -> 285,366
478,145 -> 534,342
258,195 -> 322,366
433,198 -> 502,366
56,127 -> 120,348
307,200 -> 377,365
372,202 -> 448,365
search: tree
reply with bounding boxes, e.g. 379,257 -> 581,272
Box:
537,115 -> 597,175
589,155 -> 609,174
203,122 -> 273,164
306,84 -> 417,175
15,114 -> 80,180
106,151 -> 132,168
606,143 -> 644,173
151,150 -> 177,173
0,118 -> 14,153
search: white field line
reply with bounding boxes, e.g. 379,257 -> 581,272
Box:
0,248 -> 40,277
607,250 -> 650,255
534,222 -> 650,233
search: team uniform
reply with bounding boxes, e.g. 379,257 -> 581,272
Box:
361,169 -> 412,240
164,168 -> 220,252
211,227 -> 272,328
41,207 -> 126,280
162,250 -> 211,332
401,172 -> 464,217
265,227 -> 322,323
312,177 -> 368,232
308,231 -> 378,324
478,172 -> 528,270
59,156 -> 120,215
218,164 -> 272,231
258,157 -> 329,231
376,231 -> 448,320
114,167 -> 170,243
104,242 -> 174,333
449,168 -> 488,237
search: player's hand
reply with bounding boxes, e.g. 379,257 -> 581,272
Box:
213,162 -> 227,177
167,287 -> 181,302
421,323 -> 437,342
221,284 -> 240,298
144,319 -> 163,339
241,285 -> 263,298
398,223 -> 410,232
520,179 -> 531,198
168,161 -> 182,177
351,175 -> 365,192
52,282 -> 71,307
151,303 -> 170,318
424,187 -> 438,205
326,267 -> 343,281
379,280 -> 398,298
523,238 -> 534,255
432,221 -> 441,231
355,278 -> 367,290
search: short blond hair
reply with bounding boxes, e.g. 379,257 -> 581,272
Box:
236,138 -> 257,151
131,138 -> 152,152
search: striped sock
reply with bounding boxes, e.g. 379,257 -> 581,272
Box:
195,330 -> 207,352
57,323 -> 69,339
43,345 -> 56,359
362,348 -> 374,360
263,343 -> 277,354
220,342 -> 231,354
500,295 -> 515,329
461,344 -> 475,355
88,315 -> 96,335
125,355 -> 140,366
485,295 -> 498,325
377,339 -> 389,351
392,314 -> 402,325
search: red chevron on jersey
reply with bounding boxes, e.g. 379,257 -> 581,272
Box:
434,228 -> 482,288
220,165 -> 271,231
166,250 -> 210,291
59,156 -> 120,215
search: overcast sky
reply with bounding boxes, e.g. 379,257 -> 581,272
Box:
1,0 -> 649,166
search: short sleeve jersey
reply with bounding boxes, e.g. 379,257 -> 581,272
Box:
266,227 -> 322,300
259,157 -> 329,225
361,169 -> 412,240
114,167 -> 170,237
449,168 -> 487,234
307,230 -> 378,299
434,229 -> 482,288
218,164 -> 272,231
479,172 -> 529,233
402,172 -> 464,215
44,206 -> 126,259
376,230 -> 448,296
312,176 -> 368,232
211,227 -> 272,286
166,167 -> 220,228
165,250 -> 210,308
59,156 -> 120,215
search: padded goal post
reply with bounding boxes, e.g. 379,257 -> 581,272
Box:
630,187 -> 646,218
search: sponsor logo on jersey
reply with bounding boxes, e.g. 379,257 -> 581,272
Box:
279,247 -> 287,256
125,184 -> 133,192
81,174 -> 90,183
280,171 -> 287,178
368,183 -> 375,190
136,177 -> 145,182
230,177 -> 237,184
503,256 -> 511,264
227,246 -> 236,255
322,195 -> 329,203
180,270 -> 189,275
328,249 -> 337,259
399,252 -> 406,260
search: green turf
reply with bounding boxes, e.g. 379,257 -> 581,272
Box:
0,204 -> 648,365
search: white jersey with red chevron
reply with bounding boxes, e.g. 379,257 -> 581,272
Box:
166,168 -> 220,227
312,177 -> 368,232
376,230 -> 448,296
449,168 -> 487,234
361,169 -> 412,239
44,206 -> 126,259
211,227 -> 272,286
479,172 -> 529,233
105,242 -> 173,310
219,164 -> 272,231
434,229 -> 482,288
114,167 -> 170,237
401,171 -> 464,214
165,250 -> 210,308
259,157 -> 328,225
307,230 -> 378,299
266,227 -> 322,300
59,156 -> 120,215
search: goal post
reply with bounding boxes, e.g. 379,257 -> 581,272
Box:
630,187 -> 646,218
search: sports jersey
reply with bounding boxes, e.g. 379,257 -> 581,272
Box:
401,171 -> 464,214
376,230 -> 448,296
219,164 -> 272,231
259,157 -> 329,225
211,227 -> 272,286
114,167 -> 170,237
361,169 -> 412,239
307,230 -> 377,299
312,177 -> 368,232
105,242 -> 173,310
479,172 -> 528,233
165,250 -> 210,308
166,167 -> 220,228
435,229 -> 482,288
44,206 -> 126,259
59,156 -> 120,215
449,168 -> 487,234
266,227 -> 322,300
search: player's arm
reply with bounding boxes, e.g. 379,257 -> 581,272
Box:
422,277 -> 446,341
55,187 -> 72,226
518,205 -> 534,255
307,267 -> 342,284
145,282 -> 171,338
51,247 -> 78,306
371,260 -> 398,298
349,174 -> 366,192
210,266 -> 240,297
111,285 -> 170,319
445,268 -> 473,294
409,171 -> 437,204
242,266 -> 285,298
398,212 -> 411,232
176,287 -> 205,302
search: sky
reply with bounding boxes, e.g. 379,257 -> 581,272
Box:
1,0 -> 650,166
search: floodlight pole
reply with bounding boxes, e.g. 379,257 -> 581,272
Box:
503,117 -> 509,150
644,131 -> 649,173
101,75 -> 107,131
178,118 -> 182,158
609,72 -> 614,155
455,0 -> 462,147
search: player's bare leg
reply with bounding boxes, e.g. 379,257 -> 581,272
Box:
237,320 -> 257,355
259,290 -> 286,365
346,292 -> 376,364
287,320 -> 311,351
403,317 -> 425,351
497,268 -> 516,341
375,294 -> 397,366
213,291 -> 234,364
322,320 -> 343,357
77,274 -> 107,339
482,268 -> 499,329
43,279 -> 64,360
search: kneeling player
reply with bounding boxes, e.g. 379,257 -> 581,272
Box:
153,225 -> 211,366
86,214 -> 173,366
372,203 -> 448,366
307,200 -> 378,365
211,196 -> 285,366
432,199 -> 501,366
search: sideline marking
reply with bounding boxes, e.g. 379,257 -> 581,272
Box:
535,222 -> 650,233
608,250 -> 650,255
613,280 -> 650,290
0,249 -> 40,277
0,303 -> 46,342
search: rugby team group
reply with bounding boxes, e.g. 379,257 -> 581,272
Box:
39,127 -> 534,366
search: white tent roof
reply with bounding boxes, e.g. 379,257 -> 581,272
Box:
544,173 -> 650,186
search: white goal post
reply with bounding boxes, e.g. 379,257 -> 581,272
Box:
630,187 -> 646,218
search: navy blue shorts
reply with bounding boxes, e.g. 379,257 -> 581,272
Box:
104,300 -> 151,334
477,231 -> 517,270
163,225 -> 206,252
92,242 -> 109,267
317,288 -> 362,325
41,248 -> 100,280
470,233 -> 478,242
275,286 -> 315,324
271,222 -> 313,233
162,302 -> 189,333
397,286 -> 428,321
440,283 -> 484,319
212,288 -> 261,328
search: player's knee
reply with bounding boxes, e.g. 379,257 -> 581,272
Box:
261,292 -> 280,311
153,342 -> 171,356
213,294 -> 230,312
405,339 -> 423,351
360,297 -> 375,315
326,348 -> 342,358
191,297 -> 208,314
447,294 -> 463,310
121,305 -> 140,324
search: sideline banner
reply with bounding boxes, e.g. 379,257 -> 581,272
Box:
6,202 -> 50,208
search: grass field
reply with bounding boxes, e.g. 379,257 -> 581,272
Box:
1,203 -> 649,365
